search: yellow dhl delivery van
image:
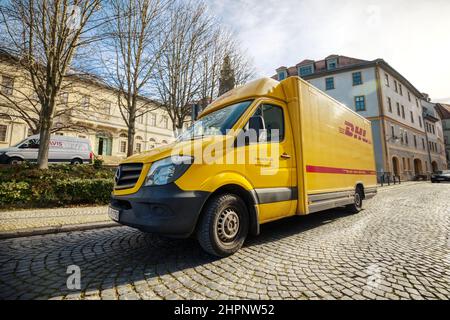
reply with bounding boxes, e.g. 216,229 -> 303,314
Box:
109,76 -> 377,257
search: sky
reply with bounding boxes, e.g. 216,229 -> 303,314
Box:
208,0 -> 450,103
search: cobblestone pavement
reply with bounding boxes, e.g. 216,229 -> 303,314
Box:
0,183 -> 449,300
0,206 -> 110,232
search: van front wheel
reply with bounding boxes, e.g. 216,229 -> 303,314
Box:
197,193 -> 249,257
71,158 -> 83,165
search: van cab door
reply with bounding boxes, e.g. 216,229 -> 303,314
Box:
17,138 -> 40,161
237,99 -> 297,223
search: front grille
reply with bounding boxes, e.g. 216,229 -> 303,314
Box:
114,163 -> 144,190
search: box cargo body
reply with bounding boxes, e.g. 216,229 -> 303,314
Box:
110,77 -> 377,256
283,77 -> 378,214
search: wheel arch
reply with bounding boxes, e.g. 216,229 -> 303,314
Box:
198,184 -> 260,237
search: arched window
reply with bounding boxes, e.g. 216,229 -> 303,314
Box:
119,133 -> 127,138
136,135 -> 143,141
162,140 -> 168,144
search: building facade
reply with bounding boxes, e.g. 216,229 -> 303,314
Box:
0,52 -> 176,164
275,55 -> 447,180
436,103 -> 450,169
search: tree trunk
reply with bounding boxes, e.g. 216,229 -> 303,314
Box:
37,116 -> 53,169
127,124 -> 136,157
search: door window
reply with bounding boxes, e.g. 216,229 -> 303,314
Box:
250,104 -> 285,143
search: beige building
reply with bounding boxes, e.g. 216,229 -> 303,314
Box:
0,51 -> 176,163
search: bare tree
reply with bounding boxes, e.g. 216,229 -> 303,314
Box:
0,0 -> 102,169
152,0 -> 216,136
152,2 -> 256,135
102,0 -> 168,156
0,51 -> 102,136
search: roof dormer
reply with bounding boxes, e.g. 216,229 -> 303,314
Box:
296,60 -> 315,77
276,66 -> 288,81
326,55 -> 339,70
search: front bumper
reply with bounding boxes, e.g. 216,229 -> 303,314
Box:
110,183 -> 210,238
0,153 -> 10,164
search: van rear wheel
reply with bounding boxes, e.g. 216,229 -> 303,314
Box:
71,158 -> 83,165
347,187 -> 363,214
197,193 -> 249,257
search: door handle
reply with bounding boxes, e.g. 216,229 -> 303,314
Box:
281,153 -> 291,159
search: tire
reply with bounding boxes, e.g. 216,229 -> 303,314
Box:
8,157 -> 23,165
71,158 -> 83,165
347,186 -> 363,214
197,193 -> 249,257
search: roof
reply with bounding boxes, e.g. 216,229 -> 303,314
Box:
436,103 -> 450,120
273,54 -> 423,98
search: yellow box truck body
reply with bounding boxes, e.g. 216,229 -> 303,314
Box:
110,77 -> 377,256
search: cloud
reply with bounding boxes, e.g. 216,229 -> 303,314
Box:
208,0 -> 450,102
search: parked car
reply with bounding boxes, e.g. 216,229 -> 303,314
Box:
431,170 -> 450,183
0,134 -> 94,165
109,77 -> 377,257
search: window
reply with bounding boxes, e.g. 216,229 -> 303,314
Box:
387,97 -> 392,113
410,111 -> 414,123
354,96 -> 366,111
416,99 -> 419,108
249,104 -> 285,143
1,76 -> 14,95
119,133 -> 128,138
414,135 -> 417,148
102,101 -> 111,115
160,116 -> 169,129
325,77 -> 334,90
60,92 -> 69,106
352,72 -> 362,86
299,65 -> 313,76
81,95 -> 90,109
135,143 -> 142,153
120,141 -> 127,153
399,84 -> 403,96
278,71 -> 287,81
408,92 -> 411,102
391,125 -> 395,138
55,132 -> 64,136
0,124 -> 7,142
432,125 -> 435,135
419,116 -> 422,128
404,132 -> 408,145
396,102 -> 401,116
422,138 -> 425,149
384,74 -> 390,87
327,59 -> 337,70
394,80 -> 398,93
149,113 -> 157,126
401,105 -> 405,119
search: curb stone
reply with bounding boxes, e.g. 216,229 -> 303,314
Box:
0,221 -> 121,240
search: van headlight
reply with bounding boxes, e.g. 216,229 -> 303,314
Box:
144,156 -> 193,186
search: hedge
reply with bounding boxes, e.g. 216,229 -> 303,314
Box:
0,164 -> 115,209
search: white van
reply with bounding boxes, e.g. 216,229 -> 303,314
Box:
0,135 -> 93,165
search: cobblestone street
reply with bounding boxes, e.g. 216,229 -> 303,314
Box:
0,183 -> 449,300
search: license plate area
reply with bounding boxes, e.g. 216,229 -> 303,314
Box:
108,207 -> 120,222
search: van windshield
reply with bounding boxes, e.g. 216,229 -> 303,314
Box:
177,100 -> 253,141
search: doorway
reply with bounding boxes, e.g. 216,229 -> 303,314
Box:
431,161 -> 438,173
392,157 -> 400,176
414,159 -> 423,176
96,133 -> 112,156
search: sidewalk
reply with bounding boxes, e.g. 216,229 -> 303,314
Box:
0,206 -> 119,239
377,180 -> 428,191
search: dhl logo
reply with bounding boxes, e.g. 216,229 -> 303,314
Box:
339,121 -> 371,145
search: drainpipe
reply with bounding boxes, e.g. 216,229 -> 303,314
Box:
422,107 -> 433,178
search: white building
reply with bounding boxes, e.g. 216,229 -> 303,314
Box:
275,55 -> 447,180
